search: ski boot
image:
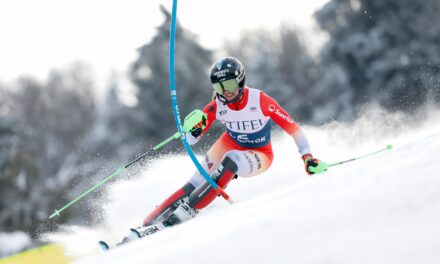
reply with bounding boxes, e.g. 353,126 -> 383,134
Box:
130,197 -> 198,239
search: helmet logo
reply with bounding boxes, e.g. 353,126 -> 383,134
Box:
227,63 -> 232,68
213,69 -> 229,78
215,62 -> 223,70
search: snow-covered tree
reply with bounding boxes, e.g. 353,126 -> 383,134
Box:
314,0 -> 440,122
0,63 -> 97,234
130,5 -> 213,146
224,25 -> 318,123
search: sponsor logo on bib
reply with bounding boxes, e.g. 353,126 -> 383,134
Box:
236,134 -> 266,145
268,104 -> 276,112
274,109 -> 294,124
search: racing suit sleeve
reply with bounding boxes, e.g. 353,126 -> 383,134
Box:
186,100 -> 217,145
260,92 -> 311,155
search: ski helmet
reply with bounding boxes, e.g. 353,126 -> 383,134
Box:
209,57 -> 246,104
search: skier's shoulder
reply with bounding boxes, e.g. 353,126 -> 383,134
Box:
250,88 -> 282,117
243,86 -> 265,103
203,98 -> 217,117
247,87 -> 275,107
246,86 -> 272,100
246,86 -> 262,95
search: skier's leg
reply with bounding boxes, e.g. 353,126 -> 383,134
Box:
142,182 -> 195,226
160,156 -> 238,226
187,134 -> 233,188
143,134 -> 272,226
227,149 -> 273,178
189,149 -> 272,209
161,137 -> 234,224
142,136 -> 228,226
188,156 -> 238,209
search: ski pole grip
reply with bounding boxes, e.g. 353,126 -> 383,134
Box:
183,109 -> 206,133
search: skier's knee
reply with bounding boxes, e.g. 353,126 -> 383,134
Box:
188,156 -> 238,209
223,150 -> 241,167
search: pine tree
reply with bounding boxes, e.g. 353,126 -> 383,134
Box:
225,26 -> 318,122
130,5 -> 213,145
315,0 -> 440,121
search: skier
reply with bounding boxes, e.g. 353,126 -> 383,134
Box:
137,57 -> 327,237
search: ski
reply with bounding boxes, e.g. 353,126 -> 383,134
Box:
98,222 -> 168,251
130,222 -> 167,238
98,241 -> 110,251
98,198 -> 199,251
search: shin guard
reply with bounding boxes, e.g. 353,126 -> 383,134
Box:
188,157 -> 238,210
143,183 -> 195,226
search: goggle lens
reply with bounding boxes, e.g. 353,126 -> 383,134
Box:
212,79 -> 239,95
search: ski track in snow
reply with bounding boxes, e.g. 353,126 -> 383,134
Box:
45,108 -> 440,264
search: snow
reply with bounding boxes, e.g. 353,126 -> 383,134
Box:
0,231 -> 32,257
45,107 -> 440,264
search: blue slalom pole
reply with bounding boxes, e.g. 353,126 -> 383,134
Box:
168,0 -> 232,202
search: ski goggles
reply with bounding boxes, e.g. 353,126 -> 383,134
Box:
212,79 -> 239,95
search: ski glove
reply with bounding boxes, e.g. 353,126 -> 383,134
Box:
190,115 -> 207,138
302,154 -> 328,175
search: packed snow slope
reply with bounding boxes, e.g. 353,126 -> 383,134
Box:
47,107 -> 440,264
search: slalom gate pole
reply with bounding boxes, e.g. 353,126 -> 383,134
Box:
48,132 -> 181,219
168,0 -> 232,203
328,144 -> 393,168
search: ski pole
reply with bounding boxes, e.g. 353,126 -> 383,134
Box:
328,144 -> 393,168
49,132 -> 181,219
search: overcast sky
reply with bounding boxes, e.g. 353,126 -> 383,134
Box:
0,0 -> 329,84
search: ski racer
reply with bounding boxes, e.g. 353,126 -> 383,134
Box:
141,57 -> 327,231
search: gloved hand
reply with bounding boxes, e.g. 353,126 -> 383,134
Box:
302,154 -> 328,175
189,115 -> 207,138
